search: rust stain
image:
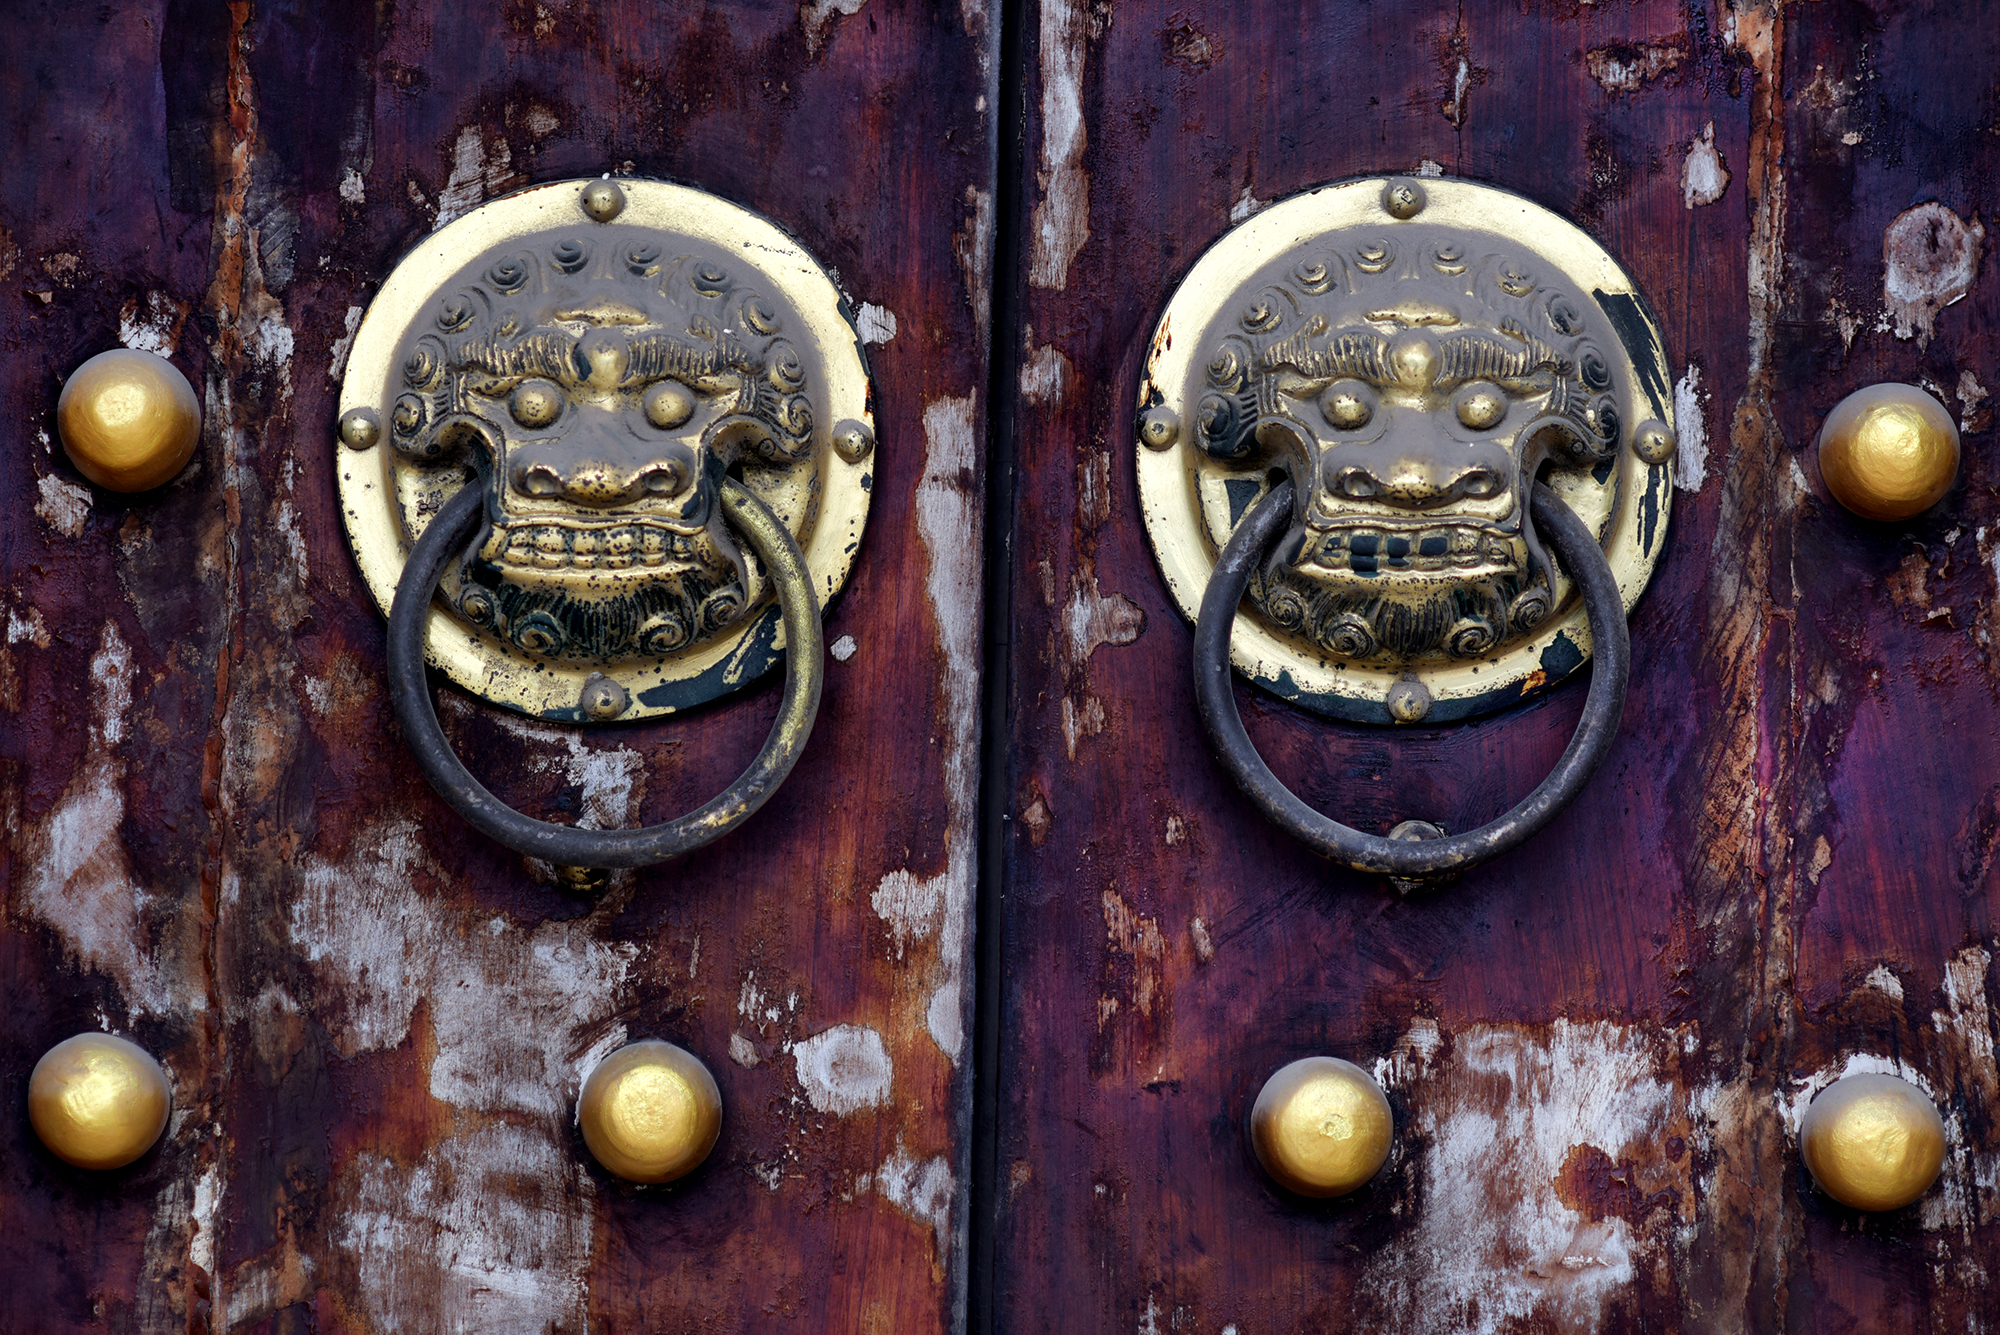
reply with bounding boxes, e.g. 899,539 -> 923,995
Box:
1884,202 -> 1985,348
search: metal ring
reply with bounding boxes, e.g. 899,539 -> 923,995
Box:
388,477 -> 823,869
1193,478 -> 1630,880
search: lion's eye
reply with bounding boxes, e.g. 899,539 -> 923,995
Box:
643,381 -> 697,430
510,381 -> 564,428
1453,382 -> 1508,431
1320,379 -> 1374,430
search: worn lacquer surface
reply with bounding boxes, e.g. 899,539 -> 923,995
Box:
994,1 -> 1999,1331
2,1 -> 994,1330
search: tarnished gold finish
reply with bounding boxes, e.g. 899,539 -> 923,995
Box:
1799,1073 -> 1947,1212
1138,176 -> 1676,723
28,1033 -> 171,1171
1816,383 -> 1960,521
1250,1056 -> 1393,1198
579,1039 -> 722,1184
56,349 -> 200,492
337,178 -> 874,720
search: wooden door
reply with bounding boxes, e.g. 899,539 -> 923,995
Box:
2,2 -> 995,1330
991,1 -> 2000,1332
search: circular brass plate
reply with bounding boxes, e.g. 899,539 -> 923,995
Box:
1136,176 -> 1674,723
337,178 -> 872,721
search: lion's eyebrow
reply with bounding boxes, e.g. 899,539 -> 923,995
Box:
1436,324 -> 1571,384
625,333 -> 731,385
1262,318 -> 1389,382
457,330 -> 581,382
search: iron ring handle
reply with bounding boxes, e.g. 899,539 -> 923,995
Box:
388,477 -> 824,869
1192,478 -> 1630,880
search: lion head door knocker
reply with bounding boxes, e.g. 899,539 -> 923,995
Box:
1137,176 -> 1675,886
337,179 -> 873,869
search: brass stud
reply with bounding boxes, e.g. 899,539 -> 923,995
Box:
28,1033 -> 172,1171
1632,418 -> 1676,466
578,1040 -> 722,1184
56,349 -> 201,493
1382,178 -> 1427,220
1384,679 -> 1432,723
339,407 -> 381,451
579,672 -> 630,720
1799,1072 -> 1946,1212
580,179 -> 627,224
1139,406 -> 1181,450
1250,1056 -> 1393,1197
1816,383 -> 1960,521
832,419 -> 876,464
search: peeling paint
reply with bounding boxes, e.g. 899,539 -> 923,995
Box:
831,632 -> 858,661
118,291 -> 190,356
434,125 -> 515,228
1673,364 -> 1709,493
874,1141 -> 954,1262
791,1024 -> 895,1114
35,474 -> 91,536
1883,202 -> 1985,348
1029,0 -> 1095,289
1228,185 -> 1267,222
327,303 -> 365,382
801,0 -> 867,57
856,301 -> 899,346
1682,122 -> 1729,208
1586,39 -> 1685,94
1061,572 -> 1145,673
955,186 -> 996,344
1020,341 -> 1072,406
1958,370 -> 1992,434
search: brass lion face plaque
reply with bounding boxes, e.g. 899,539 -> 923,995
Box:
1138,176 -> 1675,723
338,179 -> 873,720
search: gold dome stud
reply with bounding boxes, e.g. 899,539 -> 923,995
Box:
56,349 -> 202,493
1815,383 -> 1960,522
1799,1072 -> 1947,1212
578,1040 -> 722,1184
1250,1056 -> 1394,1198
28,1033 -> 172,1171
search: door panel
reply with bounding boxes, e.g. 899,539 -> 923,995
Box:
993,1 -> 1997,1331
4,2 -> 995,1330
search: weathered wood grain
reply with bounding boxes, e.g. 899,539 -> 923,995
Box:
993,1 -> 1997,1331
3,1 -> 995,1330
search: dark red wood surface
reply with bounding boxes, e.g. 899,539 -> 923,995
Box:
3,1 -> 995,1331
993,1 -> 1999,1331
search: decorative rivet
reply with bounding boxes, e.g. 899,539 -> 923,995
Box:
579,672 -> 630,721
1138,406 -> 1181,450
1382,178 -> 1427,220
1799,1072 -> 1946,1211
1384,679 -> 1432,723
1385,818 -> 1453,896
1816,383 -> 1960,521
339,407 -> 381,451
579,1040 -> 723,1184
56,349 -> 201,492
1250,1056 -> 1393,1198
580,179 -> 627,224
1632,418 -> 1676,466
832,419 -> 875,464
28,1033 -> 172,1170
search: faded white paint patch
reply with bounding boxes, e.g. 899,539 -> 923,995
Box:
1364,1020 -> 1677,1332
855,302 -> 898,346
791,1024 -> 895,1115
1883,202 -> 1984,348
339,167 -> 366,204
1020,341 -> 1072,406
1959,370 -> 1991,433
293,818 -> 634,1331
1443,55 -> 1472,126
830,633 -> 858,662
118,291 -> 186,356
871,394 -> 983,1063
1864,963 -> 1905,1001
35,474 -> 91,535
23,623 -> 169,1018
1673,364 -> 1709,492
874,1140 -> 954,1261
1029,0 -> 1093,288
1228,185 -> 1267,222
1415,159 -> 1446,178
9,604 -> 49,646
328,304 -> 365,382
1586,41 -> 1684,94
189,1162 -> 224,1278
1682,121 -> 1730,208
434,126 -> 514,228
1062,572 -> 1145,674
729,1032 -> 761,1068
955,186 -> 996,343
801,0 -> 867,56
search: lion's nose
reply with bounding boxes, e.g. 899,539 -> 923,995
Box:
512,438 -> 699,509
1322,451 -> 1509,510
